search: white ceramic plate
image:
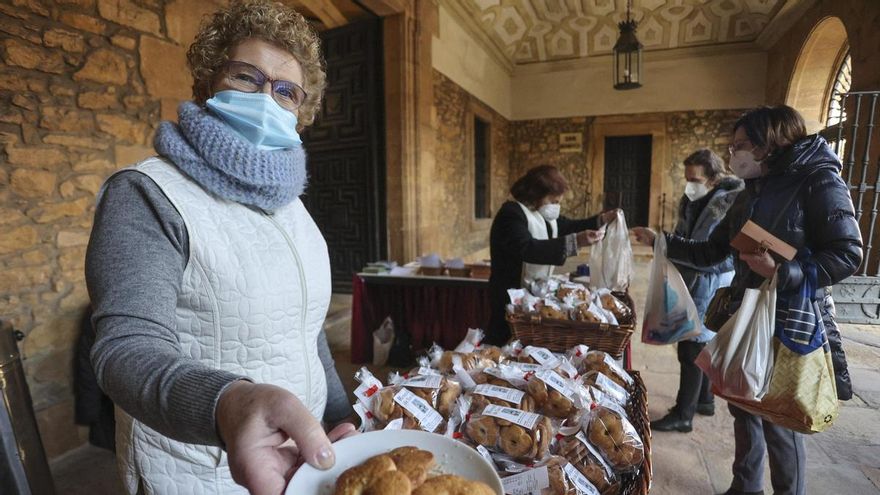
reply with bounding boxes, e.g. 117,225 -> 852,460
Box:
286,429 -> 503,495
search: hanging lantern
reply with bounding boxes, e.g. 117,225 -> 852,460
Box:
613,0 -> 643,90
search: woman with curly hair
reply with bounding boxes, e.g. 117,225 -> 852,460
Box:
85,2 -> 355,493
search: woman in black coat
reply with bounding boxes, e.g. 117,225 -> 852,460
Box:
485,165 -> 616,345
634,105 -> 862,495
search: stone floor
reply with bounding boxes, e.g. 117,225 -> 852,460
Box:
51,257 -> 880,494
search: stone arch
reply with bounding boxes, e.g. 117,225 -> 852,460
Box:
785,16 -> 849,133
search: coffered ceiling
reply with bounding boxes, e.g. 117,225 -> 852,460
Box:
446,0 -> 789,65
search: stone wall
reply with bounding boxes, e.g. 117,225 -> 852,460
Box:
663,109 -> 745,229
765,0 -> 880,104
0,0 -> 224,459
510,109 -> 746,229
432,70 -> 510,260
509,117 -> 594,219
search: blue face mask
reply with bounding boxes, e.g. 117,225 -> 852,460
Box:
205,90 -> 302,151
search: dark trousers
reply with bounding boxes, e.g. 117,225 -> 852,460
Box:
675,340 -> 713,420
729,403 -> 806,495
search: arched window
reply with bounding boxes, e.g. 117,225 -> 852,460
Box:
825,50 -> 852,128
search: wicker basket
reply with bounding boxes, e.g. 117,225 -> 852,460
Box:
620,370 -> 653,495
447,267 -> 471,278
419,266 -> 445,276
506,292 -> 636,359
468,263 -> 491,279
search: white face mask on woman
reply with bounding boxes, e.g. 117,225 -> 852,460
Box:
684,181 -> 710,202
729,149 -> 763,179
538,203 -> 561,222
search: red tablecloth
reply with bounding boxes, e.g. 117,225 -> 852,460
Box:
350,274 -> 491,363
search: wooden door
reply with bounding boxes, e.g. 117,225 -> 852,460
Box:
603,135 -> 652,227
302,19 -> 386,293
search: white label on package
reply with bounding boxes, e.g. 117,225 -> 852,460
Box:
473,384 -> 526,404
417,366 -> 441,376
354,376 -> 383,406
536,369 -> 575,401
454,366 -> 477,390
482,404 -> 541,430
402,374 -> 443,389
393,388 -> 443,433
514,362 -> 542,373
524,346 -> 561,368
564,463 -> 600,495
595,373 -> 630,404
501,466 -> 550,495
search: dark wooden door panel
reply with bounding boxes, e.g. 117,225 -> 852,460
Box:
603,135 -> 652,227
302,19 -> 385,293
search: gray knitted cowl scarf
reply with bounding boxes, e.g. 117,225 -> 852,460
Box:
153,101 -> 306,211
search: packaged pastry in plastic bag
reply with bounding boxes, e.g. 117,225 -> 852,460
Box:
388,371 -> 463,419
540,298 -> 570,320
571,302 -> 606,323
499,456 -> 603,495
507,289 -> 542,315
556,432 -> 621,495
370,385 -> 446,433
525,368 -> 586,419
595,288 -> 632,322
469,382 -> 537,414
586,405 -> 644,472
557,283 -> 591,305
578,351 -> 634,389
463,404 -> 554,463
580,371 -> 631,407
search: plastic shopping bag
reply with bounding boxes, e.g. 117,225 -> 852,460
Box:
695,274 -> 776,401
721,262 -> 839,434
641,235 -> 701,345
590,210 -> 633,291
372,316 -> 394,366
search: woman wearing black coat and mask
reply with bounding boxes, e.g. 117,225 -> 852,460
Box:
485,165 -> 617,345
633,105 -> 862,495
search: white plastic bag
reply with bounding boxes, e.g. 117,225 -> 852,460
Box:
372,316 -> 394,366
695,274 -> 777,401
641,235 -> 701,345
589,210 -> 633,291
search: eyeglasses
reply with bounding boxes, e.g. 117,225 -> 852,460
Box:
728,140 -> 755,156
217,61 -> 307,112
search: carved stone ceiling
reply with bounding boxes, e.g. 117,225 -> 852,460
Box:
455,0 -> 787,64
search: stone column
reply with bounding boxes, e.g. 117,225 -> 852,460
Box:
383,0 -> 438,263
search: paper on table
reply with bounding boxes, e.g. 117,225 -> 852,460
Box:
389,266 -> 417,276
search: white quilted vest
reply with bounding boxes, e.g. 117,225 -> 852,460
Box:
114,157 -> 329,494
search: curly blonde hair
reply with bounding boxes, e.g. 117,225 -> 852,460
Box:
187,0 -> 325,128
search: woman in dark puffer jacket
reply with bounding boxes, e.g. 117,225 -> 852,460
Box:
633,105 -> 862,495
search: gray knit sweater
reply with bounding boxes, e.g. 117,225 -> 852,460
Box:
85,170 -> 353,447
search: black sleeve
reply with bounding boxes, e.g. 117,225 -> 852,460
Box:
666,207 -> 734,268
491,203 -> 568,266
556,214 -> 600,236
777,169 -> 863,290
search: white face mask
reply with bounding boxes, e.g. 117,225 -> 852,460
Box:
684,181 -> 710,202
729,149 -> 763,179
538,203 -> 561,222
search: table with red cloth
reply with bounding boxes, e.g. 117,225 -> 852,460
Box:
350,273 -> 491,363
